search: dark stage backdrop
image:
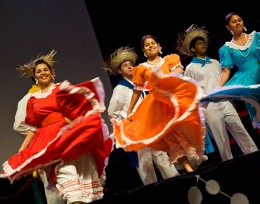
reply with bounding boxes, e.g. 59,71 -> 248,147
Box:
85,0 -> 260,62
0,0 -> 113,165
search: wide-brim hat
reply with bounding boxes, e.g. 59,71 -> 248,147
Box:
104,46 -> 138,74
176,24 -> 209,56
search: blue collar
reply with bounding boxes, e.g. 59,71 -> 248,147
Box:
118,78 -> 134,89
191,56 -> 212,67
118,78 -> 144,98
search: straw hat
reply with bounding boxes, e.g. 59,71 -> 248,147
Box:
17,49 -> 57,77
176,24 -> 209,56
104,46 -> 138,74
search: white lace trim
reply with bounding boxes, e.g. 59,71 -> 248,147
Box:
114,69 -> 204,148
1,78 -> 111,183
225,31 -> 255,50
141,57 -> 165,69
32,83 -> 58,99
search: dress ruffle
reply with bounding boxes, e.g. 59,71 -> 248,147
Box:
1,78 -> 113,183
112,68 -> 207,167
201,84 -> 260,128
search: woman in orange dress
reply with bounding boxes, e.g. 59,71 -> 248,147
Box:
112,35 -> 207,172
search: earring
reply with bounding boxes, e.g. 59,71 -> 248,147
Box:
144,53 -> 147,58
34,78 -> 38,85
51,75 -> 55,82
159,49 -> 163,55
243,26 -> 247,32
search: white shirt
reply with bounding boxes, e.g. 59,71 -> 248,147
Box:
184,58 -> 221,94
13,93 -> 32,136
108,78 -> 144,120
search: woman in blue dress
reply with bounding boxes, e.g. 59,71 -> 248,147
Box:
202,12 -> 260,129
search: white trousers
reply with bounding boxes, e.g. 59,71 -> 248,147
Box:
136,147 -> 179,185
202,101 -> 258,161
55,153 -> 104,204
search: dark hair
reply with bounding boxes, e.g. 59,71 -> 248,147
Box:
225,12 -> 241,25
33,59 -> 52,75
189,36 -> 206,50
140,34 -> 159,49
31,76 -> 36,84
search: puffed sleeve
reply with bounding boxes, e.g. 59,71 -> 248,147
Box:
132,65 -> 147,88
255,32 -> 260,61
166,54 -> 183,72
219,44 -> 234,69
13,94 -> 32,135
25,97 -> 40,128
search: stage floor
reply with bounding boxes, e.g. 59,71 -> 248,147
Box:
1,149 -> 260,204
95,150 -> 260,204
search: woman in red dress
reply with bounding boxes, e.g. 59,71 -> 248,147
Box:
1,50 -> 113,204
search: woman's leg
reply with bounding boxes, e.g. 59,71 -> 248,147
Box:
178,156 -> 194,172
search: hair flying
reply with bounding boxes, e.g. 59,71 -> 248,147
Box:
16,49 -> 57,77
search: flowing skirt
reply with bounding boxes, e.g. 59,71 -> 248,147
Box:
112,70 -> 207,168
1,78 -> 113,183
201,84 -> 260,128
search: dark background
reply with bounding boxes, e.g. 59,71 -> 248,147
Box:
85,0 -> 260,196
85,0 -> 260,64
0,0 -> 113,171
0,1 -> 259,202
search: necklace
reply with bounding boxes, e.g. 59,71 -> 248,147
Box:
238,47 -> 250,58
232,33 -> 247,46
147,57 -> 163,69
147,60 -> 159,65
232,33 -> 250,58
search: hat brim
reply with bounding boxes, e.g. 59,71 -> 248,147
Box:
108,49 -> 138,72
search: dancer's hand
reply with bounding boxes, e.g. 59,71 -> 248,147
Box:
127,112 -> 134,121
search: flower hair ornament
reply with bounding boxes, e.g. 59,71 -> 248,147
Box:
103,46 -> 138,75
16,49 -> 57,77
176,24 -> 209,56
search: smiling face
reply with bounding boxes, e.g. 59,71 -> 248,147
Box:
34,62 -> 54,86
142,37 -> 161,59
226,14 -> 244,35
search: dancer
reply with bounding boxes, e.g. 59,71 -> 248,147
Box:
106,46 -> 179,186
14,74 -> 64,204
1,50 -> 113,204
202,12 -> 260,129
177,24 -> 258,161
112,35 -> 207,172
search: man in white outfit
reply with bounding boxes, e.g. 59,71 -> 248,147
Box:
105,46 -> 179,185
177,25 -> 258,161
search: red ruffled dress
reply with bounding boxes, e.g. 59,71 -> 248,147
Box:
1,78 -> 113,185
112,54 -> 207,168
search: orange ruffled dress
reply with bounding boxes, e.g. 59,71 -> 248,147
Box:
112,54 -> 207,168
